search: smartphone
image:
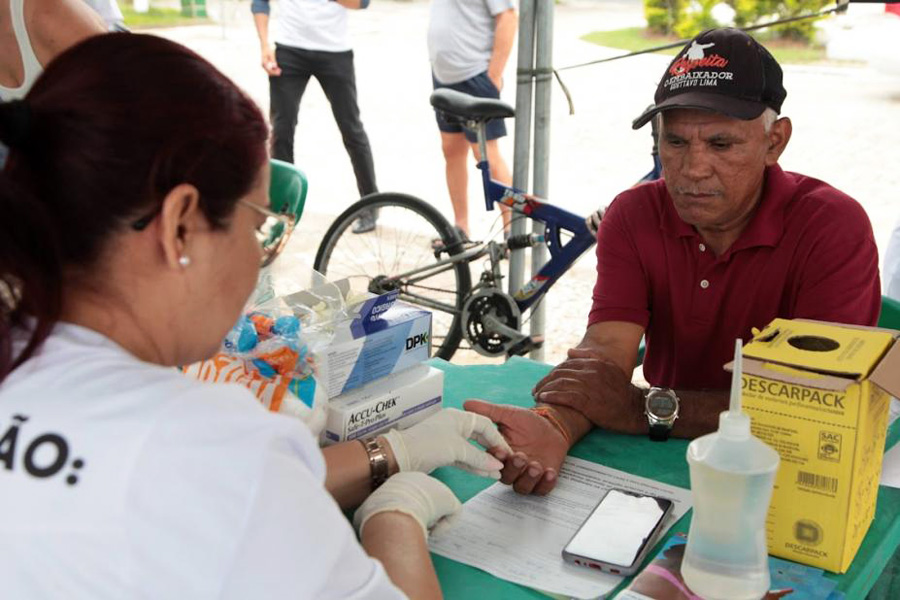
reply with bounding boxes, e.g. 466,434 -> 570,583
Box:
562,488 -> 674,576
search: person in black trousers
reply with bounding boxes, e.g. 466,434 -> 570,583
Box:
252,0 -> 378,233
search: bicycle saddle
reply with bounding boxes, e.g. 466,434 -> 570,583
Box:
430,88 -> 515,122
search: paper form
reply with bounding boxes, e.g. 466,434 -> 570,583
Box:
429,457 -> 692,600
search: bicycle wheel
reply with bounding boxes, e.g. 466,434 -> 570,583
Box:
314,193 -> 471,360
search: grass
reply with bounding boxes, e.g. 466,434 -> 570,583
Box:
581,27 -> 828,65
121,5 -> 212,29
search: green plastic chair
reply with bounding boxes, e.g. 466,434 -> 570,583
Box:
879,295 -> 900,330
269,158 -> 308,224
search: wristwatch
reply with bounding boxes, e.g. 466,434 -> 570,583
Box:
645,387 -> 679,442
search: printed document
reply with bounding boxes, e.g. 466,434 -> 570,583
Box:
429,457 -> 692,599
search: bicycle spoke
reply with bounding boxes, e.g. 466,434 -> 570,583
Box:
316,196 -> 471,361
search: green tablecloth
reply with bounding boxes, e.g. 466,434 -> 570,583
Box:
427,357 -> 900,599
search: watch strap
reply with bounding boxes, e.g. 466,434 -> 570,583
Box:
649,422 -> 671,442
360,437 -> 390,490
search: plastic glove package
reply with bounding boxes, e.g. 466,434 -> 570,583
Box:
183,267 -> 360,437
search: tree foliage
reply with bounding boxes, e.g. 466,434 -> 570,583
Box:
644,0 -> 830,42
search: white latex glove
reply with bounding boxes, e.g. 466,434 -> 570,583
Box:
382,408 -> 512,479
353,472 -> 461,538
585,208 -> 604,236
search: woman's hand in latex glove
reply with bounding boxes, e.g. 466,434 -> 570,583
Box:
353,472 -> 461,538
382,408 -> 512,479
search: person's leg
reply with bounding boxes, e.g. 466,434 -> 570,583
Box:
269,45 -> 312,163
316,50 -> 378,233
316,50 -> 378,197
471,139 -> 512,231
442,131 -> 472,235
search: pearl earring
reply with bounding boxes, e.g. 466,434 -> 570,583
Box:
178,255 -> 191,268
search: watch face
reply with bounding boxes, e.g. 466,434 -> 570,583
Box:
647,394 -> 676,419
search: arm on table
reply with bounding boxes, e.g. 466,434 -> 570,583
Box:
324,408 -> 508,510
541,321 -> 728,439
465,321 -> 644,495
322,435 -> 399,511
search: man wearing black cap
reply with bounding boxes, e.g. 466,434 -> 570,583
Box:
466,28 -> 881,495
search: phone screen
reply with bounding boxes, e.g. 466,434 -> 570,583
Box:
564,489 -> 672,568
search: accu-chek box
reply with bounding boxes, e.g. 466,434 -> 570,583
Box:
321,364 -> 444,444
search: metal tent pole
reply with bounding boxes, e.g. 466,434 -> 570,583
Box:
528,0 -> 554,362
508,0 -> 536,297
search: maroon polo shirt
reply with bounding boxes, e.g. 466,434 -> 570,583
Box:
588,165 -> 881,391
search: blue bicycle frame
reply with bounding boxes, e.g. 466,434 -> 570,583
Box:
474,125 -> 596,313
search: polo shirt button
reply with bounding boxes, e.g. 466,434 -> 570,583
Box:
699,243 -> 706,252
700,279 -> 710,289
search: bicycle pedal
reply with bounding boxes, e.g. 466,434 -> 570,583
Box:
506,335 -> 544,357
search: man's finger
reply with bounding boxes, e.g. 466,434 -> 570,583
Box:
463,398 -> 504,422
535,377 -> 591,401
536,389 -> 591,413
532,362 -> 583,395
532,469 -> 559,496
512,461 -> 544,494
500,451 -> 529,485
533,358 -> 601,394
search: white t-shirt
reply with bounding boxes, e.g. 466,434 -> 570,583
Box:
275,0 -> 352,53
428,0 -> 516,85
0,323 -> 405,599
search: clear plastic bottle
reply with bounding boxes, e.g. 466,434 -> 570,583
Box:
681,341 -> 780,600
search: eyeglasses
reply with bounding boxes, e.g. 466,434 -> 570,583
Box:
237,198 -> 295,267
131,199 -> 295,268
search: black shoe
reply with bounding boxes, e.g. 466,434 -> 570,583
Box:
351,209 -> 377,234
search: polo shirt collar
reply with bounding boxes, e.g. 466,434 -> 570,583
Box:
660,164 -> 795,251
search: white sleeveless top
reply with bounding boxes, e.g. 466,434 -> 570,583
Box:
0,0 -> 43,100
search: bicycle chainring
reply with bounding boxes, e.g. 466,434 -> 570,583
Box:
461,290 -> 521,356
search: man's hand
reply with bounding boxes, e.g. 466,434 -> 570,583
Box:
487,70 -> 503,91
533,348 -> 646,435
464,399 -> 569,495
585,208 -> 604,236
260,46 -> 281,76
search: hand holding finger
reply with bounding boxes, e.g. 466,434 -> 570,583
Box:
500,451 -> 530,485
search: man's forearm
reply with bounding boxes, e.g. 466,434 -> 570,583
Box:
541,378 -> 727,441
670,389 -> 728,439
488,10 -> 517,81
252,12 -> 270,49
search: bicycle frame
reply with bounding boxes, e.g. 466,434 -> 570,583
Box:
472,122 -> 596,313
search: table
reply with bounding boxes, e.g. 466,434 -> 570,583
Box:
428,357 -> 900,599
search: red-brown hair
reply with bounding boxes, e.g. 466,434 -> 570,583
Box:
0,33 -> 269,381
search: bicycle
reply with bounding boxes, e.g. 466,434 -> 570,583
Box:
314,88 -> 660,361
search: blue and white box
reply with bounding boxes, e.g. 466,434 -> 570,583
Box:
322,364 -> 444,444
313,291 -> 432,399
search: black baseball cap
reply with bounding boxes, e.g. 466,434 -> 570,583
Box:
632,28 -> 787,129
